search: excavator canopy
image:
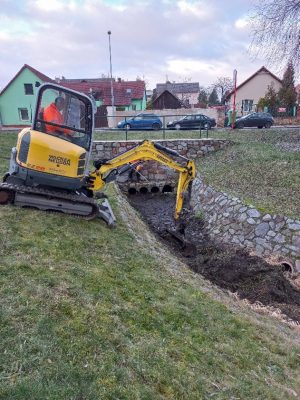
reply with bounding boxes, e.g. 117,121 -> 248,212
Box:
33,83 -> 94,151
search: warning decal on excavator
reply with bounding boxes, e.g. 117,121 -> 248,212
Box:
48,155 -> 71,166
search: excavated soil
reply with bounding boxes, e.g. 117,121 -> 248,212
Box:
127,192 -> 300,323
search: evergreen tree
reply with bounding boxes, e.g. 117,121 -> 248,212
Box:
257,83 -> 278,114
277,62 -> 297,108
198,88 -> 208,107
208,88 -> 219,105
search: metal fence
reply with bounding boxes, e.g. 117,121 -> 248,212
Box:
94,113 -> 214,140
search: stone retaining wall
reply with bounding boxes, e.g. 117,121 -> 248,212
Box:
92,139 -> 230,183
191,176 -> 300,271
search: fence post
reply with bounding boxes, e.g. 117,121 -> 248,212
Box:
163,115 -> 165,140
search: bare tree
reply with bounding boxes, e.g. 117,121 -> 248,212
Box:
212,77 -> 233,104
250,0 -> 300,71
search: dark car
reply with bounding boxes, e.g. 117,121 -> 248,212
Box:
117,113 -> 162,130
167,114 -> 216,130
234,112 -> 274,129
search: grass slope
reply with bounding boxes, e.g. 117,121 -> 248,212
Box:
0,130 -> 300,399
197,128 -> 300,219
1,198 -> 300,399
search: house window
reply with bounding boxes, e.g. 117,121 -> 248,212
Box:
242,99 -> 253,113
18,108 -> 29,121
24,83 -> 34,95
132,105 -> 136,111
116,107 -> 125,111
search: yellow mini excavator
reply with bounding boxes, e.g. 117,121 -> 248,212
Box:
0,83 -> 196,226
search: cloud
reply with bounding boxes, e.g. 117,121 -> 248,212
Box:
177,0 -> 215,19
235,15 -> 250,30
0,0 -> 271,91
34,0 -> 65,12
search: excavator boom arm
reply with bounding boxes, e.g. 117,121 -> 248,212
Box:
89,140 -> 196,219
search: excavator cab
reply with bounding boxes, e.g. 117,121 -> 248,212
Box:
34,83 -> 94,151
4,83 -> 96,192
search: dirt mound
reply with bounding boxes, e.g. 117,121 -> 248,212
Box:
128,192 -> 300,322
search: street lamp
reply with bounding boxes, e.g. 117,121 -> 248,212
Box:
107,30 -> 115,126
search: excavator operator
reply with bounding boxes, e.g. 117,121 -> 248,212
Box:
43,96 -> 72,136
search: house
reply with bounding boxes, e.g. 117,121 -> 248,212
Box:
150,90 -> 184,110
0,67 -> 146,128
58,78 -> 146,128
225,66 -> 282,115
0,64 -> 54,127
58,77 -> 146,112
155,82 -> 200,107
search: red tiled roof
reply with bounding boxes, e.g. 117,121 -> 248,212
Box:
0,64 -> 54,96
59,80 -> 145,106
225,66 -> 282,100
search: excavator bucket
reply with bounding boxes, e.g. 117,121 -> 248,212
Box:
166,227 -> 197,257
97,198 -> 116,227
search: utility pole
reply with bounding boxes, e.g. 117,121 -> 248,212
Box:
107,30 -> 115,127
232,69 -> 237,129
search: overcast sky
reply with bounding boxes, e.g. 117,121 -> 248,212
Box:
0,0 -> 278,91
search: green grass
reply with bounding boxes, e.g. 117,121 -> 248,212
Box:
93,128 -> 212,141
1,196 -> 300,399
196,128 -> 300,219
0,132 -> 17,177
0,130 -> 300,399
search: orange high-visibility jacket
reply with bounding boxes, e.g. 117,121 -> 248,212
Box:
43,103 -> 71,135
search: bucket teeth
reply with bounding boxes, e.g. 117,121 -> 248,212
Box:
97,199 -> 116,227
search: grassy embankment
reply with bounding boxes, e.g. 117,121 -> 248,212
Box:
0,130 -> 300,399
196,128 -> 300,219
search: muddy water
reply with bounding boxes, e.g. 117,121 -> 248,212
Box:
128,192 -> 300,323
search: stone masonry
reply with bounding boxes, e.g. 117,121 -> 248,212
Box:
92,138 -> 300,271
92,139 -> 230,185
191,176 -> 300,272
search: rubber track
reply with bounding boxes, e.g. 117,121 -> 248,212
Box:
0,182 -> 99,220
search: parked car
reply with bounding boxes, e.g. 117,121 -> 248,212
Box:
117,113 -> 162,130
234,112 -> 274,129
167,114 -> 216,130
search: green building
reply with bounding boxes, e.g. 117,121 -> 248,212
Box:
0,64 -> 53,128
0,65 -> 147,128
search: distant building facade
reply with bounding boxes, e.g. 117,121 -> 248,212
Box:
59,77 -> 146,112
0,66 -> 146,128
150,90 -> 183,110
0,64 -> 53,127
225,66 -> 282,115
155,82 -> 200,107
